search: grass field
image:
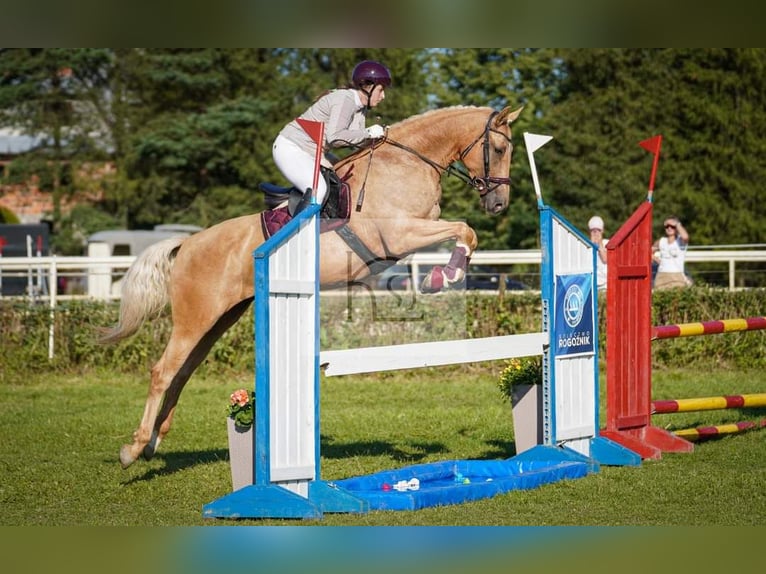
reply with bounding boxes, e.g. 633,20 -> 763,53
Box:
1,364 -> 764,526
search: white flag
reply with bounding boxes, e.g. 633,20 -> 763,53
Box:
524,132 -> 554,153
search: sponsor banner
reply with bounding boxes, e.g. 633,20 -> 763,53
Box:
554,273 -> 594,356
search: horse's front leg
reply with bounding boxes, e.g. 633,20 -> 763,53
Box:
377,218 -> 478,293
420,239 -> 473,293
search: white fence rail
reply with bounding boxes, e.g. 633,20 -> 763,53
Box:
1,249 -> 765,304
408,249 -> 766,292
0,255 -> 134,301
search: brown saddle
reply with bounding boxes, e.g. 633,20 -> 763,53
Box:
260,167 -> 352,239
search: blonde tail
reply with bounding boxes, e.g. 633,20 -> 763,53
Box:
99,236 -> 186,344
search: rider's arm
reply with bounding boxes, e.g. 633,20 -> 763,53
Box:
322,90 -> 370,147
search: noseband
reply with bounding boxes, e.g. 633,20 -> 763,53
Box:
455,111 -> 513,196
382,111 -> 513,197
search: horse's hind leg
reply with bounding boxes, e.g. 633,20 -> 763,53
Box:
148,299 -> 254,458
119,334 -> 197,468
141,346 -> 197,462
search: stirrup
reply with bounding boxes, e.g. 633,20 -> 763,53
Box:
290,188 -> 313,216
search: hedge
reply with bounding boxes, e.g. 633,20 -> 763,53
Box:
1,287 -> 764,379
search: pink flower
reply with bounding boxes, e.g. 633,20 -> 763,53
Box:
230,389 -> 250,407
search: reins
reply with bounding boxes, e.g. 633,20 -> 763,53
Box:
378,111 -> 512,197
338,110 -> 511,213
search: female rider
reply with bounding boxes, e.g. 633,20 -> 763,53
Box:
272,60 -> 392,209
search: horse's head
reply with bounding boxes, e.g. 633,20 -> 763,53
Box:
457,105 -> 524,215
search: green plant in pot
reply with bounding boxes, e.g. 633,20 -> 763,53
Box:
497,356 -> 543,401
498,356 -> 544,454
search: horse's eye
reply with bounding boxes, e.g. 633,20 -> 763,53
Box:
495,146 -> 506,156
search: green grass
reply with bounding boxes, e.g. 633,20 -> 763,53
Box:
0,365 -> 764,526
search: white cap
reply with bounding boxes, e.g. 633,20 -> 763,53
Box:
588,216 -> 604,231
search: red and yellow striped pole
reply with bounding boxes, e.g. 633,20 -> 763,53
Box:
652,393 -> 766,414
673,419 -> 766,441
652,317 -> 766,340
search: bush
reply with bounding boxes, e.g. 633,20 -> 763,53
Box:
1,287 -> 764,379
596,286 -> 766,369
0,206 -> 20,224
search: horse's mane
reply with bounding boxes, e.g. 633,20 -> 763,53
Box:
338,105 -> 491,166
389,105 -> 491,130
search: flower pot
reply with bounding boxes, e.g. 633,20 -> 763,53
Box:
227,417 -> 253,491
510,384 -> 543,454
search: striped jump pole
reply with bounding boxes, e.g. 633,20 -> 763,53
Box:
652,393 -> 766,414
673,419 -> 766,441
652,317 -> 766,340
653,394 -> 766,443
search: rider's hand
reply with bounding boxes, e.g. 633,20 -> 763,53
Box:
365,124 -> 385,139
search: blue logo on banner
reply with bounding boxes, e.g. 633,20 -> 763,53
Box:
555,274 -> 594,356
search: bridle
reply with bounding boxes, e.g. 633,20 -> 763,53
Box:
382,110 -> 513,197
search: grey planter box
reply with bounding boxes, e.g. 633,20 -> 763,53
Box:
511,384 -> 543,454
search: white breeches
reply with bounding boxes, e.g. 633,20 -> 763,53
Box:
272,134 -> 328,204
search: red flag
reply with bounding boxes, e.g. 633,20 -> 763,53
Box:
639,135 -> 662,155
295,118 -> 325,197
296,118 -> 324,146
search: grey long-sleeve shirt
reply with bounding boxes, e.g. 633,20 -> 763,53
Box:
278,89 -> 369,167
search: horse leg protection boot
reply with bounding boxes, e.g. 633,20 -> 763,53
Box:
443,242 -> 470,282
420,243 -> 471,293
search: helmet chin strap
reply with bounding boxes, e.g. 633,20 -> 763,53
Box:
360,85 -> 375,110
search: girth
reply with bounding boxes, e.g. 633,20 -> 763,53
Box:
334,225 -> 399,277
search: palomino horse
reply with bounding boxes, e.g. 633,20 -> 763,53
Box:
106,104 -> 523,469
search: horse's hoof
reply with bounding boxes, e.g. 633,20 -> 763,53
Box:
119,445 -> 136,469
142,431 -> 161,461
420,267 -> 445,293
142,443 -> 156,461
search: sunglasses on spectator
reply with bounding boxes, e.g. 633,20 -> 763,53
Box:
664,224 -> 676,229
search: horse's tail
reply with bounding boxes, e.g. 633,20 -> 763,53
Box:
99,236 -> 187,344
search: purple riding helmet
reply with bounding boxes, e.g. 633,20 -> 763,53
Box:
352,60 -> 392,88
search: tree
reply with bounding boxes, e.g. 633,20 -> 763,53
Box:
0,49 -> 98,229
426,49 -> 562,249
5,49 -> 765,251
121,48 -> 430,227
541,49 -> 766,246
0,48 -> 141,247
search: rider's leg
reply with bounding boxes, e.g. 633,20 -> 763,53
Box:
272,135 -> 328,204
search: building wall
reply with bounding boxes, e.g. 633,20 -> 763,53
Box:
0,161 -> 113,223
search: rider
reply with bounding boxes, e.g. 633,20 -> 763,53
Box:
271,60 -> 392,209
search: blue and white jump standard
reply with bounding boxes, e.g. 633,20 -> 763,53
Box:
203,204 -> 368,519
518,132 -> 639,468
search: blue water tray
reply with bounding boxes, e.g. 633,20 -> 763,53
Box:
331,457 -> 589,511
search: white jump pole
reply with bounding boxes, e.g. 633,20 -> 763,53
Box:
320,333 -> 546,377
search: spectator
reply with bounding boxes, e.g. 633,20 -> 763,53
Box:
652,216 -> 691,289
588,215 -> 608,291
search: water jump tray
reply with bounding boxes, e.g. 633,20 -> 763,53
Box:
331,457 -> 589,511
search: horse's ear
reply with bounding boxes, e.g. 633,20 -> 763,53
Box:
496,105 -> 524,127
